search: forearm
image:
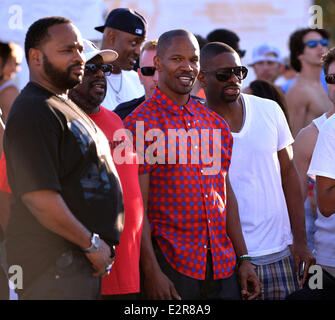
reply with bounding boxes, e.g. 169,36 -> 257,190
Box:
282,166 -> 307,243
22,190 -> 91,249
226,176 -> 248,257
140,213 -> 161,275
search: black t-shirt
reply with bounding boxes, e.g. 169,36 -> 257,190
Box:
4,82 -> 124,288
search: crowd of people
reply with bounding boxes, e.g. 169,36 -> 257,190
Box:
0,7 -> 335,300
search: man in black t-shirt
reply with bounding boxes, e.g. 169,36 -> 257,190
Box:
3,17 -> 124,300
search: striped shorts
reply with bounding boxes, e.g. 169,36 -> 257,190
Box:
254,255 -> 299,300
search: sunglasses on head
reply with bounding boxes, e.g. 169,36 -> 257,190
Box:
304,38 -> 328,48
325,74 -> 335,84
202,66 -> 248,82
140,66 -> 156,76
85,63 -> 113,76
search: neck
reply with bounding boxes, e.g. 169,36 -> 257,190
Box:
30,73 -> 68,96
111,63 -> 122,74
157,85 -> 190,106
68,91 -> 100,114
300,63 -> 322,82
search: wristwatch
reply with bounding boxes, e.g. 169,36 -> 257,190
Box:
82,233 -> 101,253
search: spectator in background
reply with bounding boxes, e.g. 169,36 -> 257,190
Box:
275,56 -> 297,93
191,34 -> 208,99
286,28 -> 331,138
246,79 -> 290,125
248,43 -> 283,84
95,8 -> 146,110
206,28 -> 246,59
0,41 -> 23,123
114,40 -> 158,119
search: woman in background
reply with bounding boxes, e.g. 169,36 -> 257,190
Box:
0,42 -> 23,123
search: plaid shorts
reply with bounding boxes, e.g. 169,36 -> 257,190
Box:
254,255 -> 299,300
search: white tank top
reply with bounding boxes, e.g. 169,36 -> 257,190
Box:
312,113 -> 335,267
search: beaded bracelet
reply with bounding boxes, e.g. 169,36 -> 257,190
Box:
238,254 -> 252,264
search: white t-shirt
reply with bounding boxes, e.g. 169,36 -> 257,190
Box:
229,94 -> 294,257
308,113 -> 335,267
101,70 -> 144,111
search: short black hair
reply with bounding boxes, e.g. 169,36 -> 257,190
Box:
249,79 -> 289,123
24,16 -> 72,65
322,47 -> 335,75
206,29 -> 240,51
289,28 -> 329,72
200,41 -> 236,70
156,29 -> 197,57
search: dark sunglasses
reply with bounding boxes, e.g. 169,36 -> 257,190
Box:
140,66 -> 156,76
202,66 -> 248,82
304,38 -> 328,48
325,74 -> 335,84
85,63 -> 113,76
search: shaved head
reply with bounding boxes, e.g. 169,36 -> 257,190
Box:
200,42 -> 236,70
157,29 -> 198,57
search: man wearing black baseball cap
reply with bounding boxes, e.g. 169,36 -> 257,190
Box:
95,8 -> 147,111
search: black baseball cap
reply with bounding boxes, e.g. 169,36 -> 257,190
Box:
95,8 -> 147,37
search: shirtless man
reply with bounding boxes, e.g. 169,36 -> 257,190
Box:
286,28 -> 331,137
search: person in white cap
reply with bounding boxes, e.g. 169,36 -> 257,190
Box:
2,17 -> 124,300
248,43 -> 283,84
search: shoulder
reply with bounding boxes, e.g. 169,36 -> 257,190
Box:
294,123 -> 318,155
0,84 -> 19,97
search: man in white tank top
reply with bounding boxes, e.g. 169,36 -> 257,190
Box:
306,48 -> 335,278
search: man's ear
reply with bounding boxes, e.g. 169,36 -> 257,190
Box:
104,27 -> 116,47
153,55 -> 161,72
197,71 -> 207,89
29,48 -> 43,67
137,68 -> 143,85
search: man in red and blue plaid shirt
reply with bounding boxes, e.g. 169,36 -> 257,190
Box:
124,29 -> 260,300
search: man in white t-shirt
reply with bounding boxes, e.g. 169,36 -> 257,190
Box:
198,41 -> 315,300
308,48 -> 335,279
295,47 -> 335,279
95,8 -> 145,110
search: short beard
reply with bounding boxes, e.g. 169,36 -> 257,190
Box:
43,54 -> 82,91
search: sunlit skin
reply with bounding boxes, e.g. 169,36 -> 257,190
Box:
102,28 -> 145,73
28,23 -> 85,95
155,35 -> 200,105
69,55 -> 106,114
137,49 -> 158,99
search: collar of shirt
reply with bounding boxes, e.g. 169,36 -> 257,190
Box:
151,87 -> 195,116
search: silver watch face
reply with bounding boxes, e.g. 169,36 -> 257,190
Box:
92,233 -> 100,249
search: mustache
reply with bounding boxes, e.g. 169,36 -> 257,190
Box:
89,79 -> 106,88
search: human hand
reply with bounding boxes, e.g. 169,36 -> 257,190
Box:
291,243 -> 316,286
85,240 -> 115,278
144,268 -> 181,300
237,260 -> 262,300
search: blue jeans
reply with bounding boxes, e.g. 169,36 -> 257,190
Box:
18,249 -> 101,300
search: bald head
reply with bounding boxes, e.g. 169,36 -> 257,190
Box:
200,42 -> 236,70
157,29 -> 198,57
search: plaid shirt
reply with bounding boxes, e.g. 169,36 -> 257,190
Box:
124,88 -> 236,280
